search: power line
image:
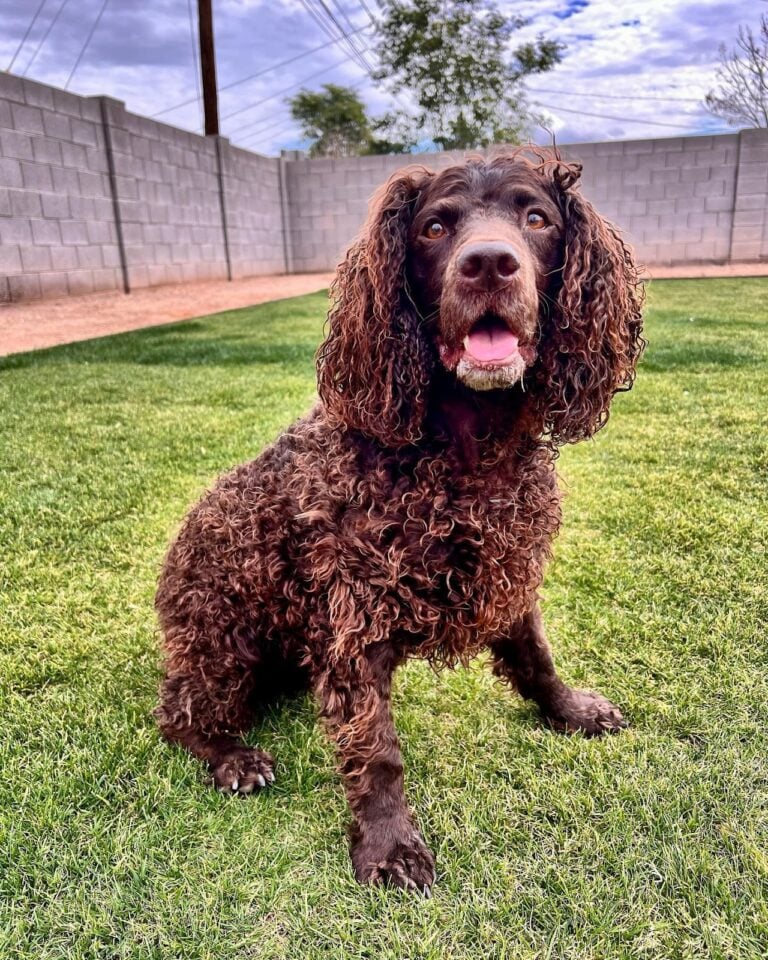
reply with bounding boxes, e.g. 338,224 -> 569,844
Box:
22,0 -> 71,77
64,0 -> 110,90
6,0 -> 49,73
356,0 -> 378,25
532,100 -> 700,130
151,26 -> 368,119
528,86 -> 704,104
222,54 -> 359,126
235,77 -> 368,149
317,0 -> 372,70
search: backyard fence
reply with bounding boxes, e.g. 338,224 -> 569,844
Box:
1,70 -> 767,303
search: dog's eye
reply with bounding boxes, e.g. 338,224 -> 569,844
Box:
424,220 -> 445,239
527,211 -> 547,230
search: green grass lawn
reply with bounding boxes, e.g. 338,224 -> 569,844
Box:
1,278 -> 767,959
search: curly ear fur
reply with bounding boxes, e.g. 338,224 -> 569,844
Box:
317,168 -> 435,447
533,164 -> 646,445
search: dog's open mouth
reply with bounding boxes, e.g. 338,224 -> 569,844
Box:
441,313 -> 529,392
462,313 -> 521,368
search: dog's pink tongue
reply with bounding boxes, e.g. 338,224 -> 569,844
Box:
464,326 -> 519,362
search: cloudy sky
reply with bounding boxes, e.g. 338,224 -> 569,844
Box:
0,0 -> 764,155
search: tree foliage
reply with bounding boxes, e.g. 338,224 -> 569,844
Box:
705,14 -> 768,128
289,84 -> 412,157
289,84 -> 374,158
373,0 -> 564,150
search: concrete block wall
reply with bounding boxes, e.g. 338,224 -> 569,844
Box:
221,143 -> 285,278
285,131 -> 766,271
104,99 -> 228,288
565,134 -> 740,266
0,74 -> 122,302
1,69 -> 766,304
731,128 -> 768,262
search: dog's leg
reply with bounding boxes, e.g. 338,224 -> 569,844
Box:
315,643 -> 435,894
155,656 -> 275,795
490,605 -> 627,735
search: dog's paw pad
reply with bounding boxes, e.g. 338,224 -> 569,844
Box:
212,747 -> 275,795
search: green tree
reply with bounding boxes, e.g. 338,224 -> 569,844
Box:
289,84 -> 374,158
705,14 -> 768,128
374,0 -> 564,150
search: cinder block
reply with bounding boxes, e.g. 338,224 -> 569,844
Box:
11,103 -> 44,135
0,244 -> 22,273
78,170 -> 107,198
735,194 -> 767,211
8,274 -> 42,301
71,119 -> 99,148
0,98 -> 12,129
9,189 -> 42,218
21,245 -> 52,271
1,129 -> 34,160
0,187 -> 10,216
732,224 -> 764,242
704,193 -> 733,213
67,270 -> 95,295
68,196 -> 96,219
32,137 -> 62,165
0,217 -> 32,244
31,218 -> 62,245
730,241 -> 762,260
49,246 -> 79,270
60,220 -> 89,245
76,245 -> 103,269
86,220 -> 114,244
39,272 -> 70,298
60,141 -> 88,169
22,78 -> 55,110
41,193 -> 71,219
51,166 -> 80,194
52,87 -> 83,117
0,73 -> 25,105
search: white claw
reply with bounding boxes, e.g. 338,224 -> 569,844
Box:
231,779 -> 239,791
256,773 -> 266,787
265,770 -> 275,783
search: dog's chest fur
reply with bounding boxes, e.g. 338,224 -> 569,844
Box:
281,417 -> 562,662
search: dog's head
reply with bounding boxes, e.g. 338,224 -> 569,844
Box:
317,150 -> 645,447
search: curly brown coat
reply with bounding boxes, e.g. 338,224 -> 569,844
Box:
154,149 -> 645,894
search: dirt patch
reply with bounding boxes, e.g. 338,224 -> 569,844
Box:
0,272 -> 335,357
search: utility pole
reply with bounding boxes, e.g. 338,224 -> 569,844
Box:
198,0 -> 219,135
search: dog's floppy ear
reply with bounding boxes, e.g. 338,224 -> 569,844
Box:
317,167 -> 435,447
533,165 -> 645,444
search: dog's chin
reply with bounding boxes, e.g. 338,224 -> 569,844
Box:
455,353 -> 527,391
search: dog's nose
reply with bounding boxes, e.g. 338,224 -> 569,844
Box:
457,242 -> 520,292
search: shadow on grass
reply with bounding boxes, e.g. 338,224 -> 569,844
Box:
0,325 -> 320,372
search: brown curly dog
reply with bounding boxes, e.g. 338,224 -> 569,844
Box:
154,149 -> 645,895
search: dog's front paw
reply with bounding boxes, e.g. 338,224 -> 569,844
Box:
211,746 -> 275,794
352,825 -> 435,895
544,688 -> 627,736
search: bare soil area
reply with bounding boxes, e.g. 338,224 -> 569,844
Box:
0,272 -> 334,356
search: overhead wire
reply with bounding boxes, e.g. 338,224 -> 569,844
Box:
222,54 -> 360,126
6,0 -> 49,73
151,25 -> 369,119
22,0 -> 72,77
532,100 -> 700,130
64,0 -> 110,89
528,86 -> 704,104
